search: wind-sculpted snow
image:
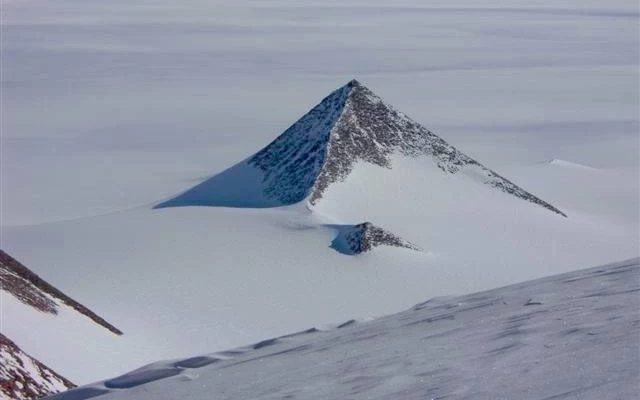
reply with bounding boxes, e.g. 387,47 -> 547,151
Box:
51,258 -> 640,400
330,222 -> 420,255
157,79 -> 565,216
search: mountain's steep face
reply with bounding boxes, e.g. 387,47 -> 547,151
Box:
0,334 -> 74,400
248,84 -> 351,204
331,222 -> 420,255
157,79 -> 565,217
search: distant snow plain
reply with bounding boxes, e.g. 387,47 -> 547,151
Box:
1,0 -> 638,385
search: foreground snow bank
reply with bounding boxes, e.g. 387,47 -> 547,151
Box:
50,258 -> 640,400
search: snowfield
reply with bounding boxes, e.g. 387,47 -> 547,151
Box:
50,258 -> 640,400
2,0 -> 638,390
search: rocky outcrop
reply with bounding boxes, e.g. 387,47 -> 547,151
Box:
0,334 -> 74,400
331,222 -> 420,255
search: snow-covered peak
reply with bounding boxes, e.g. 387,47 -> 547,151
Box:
156,80 -> 565,217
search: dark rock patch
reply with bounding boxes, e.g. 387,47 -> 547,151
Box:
330,222 -> 420,255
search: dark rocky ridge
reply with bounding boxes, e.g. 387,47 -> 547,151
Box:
333,222 -> 420,255
0,250 -> 122,335
0,334 -> 75,400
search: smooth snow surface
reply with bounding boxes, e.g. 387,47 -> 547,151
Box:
50,259 -> 640,400
2,0 -> 639,386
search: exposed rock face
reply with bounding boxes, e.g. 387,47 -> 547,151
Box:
0,250 -> 122,335
249,84 -> 351,204
332,222 -> 420,255
0,334 -> 74,400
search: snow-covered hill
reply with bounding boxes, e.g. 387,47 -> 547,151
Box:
50,258 -> 640,400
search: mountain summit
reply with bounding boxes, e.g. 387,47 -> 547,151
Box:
156,79 -> 565,217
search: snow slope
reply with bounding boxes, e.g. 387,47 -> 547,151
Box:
50,258 -> 640,400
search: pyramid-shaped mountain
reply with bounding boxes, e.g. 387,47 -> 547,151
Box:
156,79 -> 565,217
